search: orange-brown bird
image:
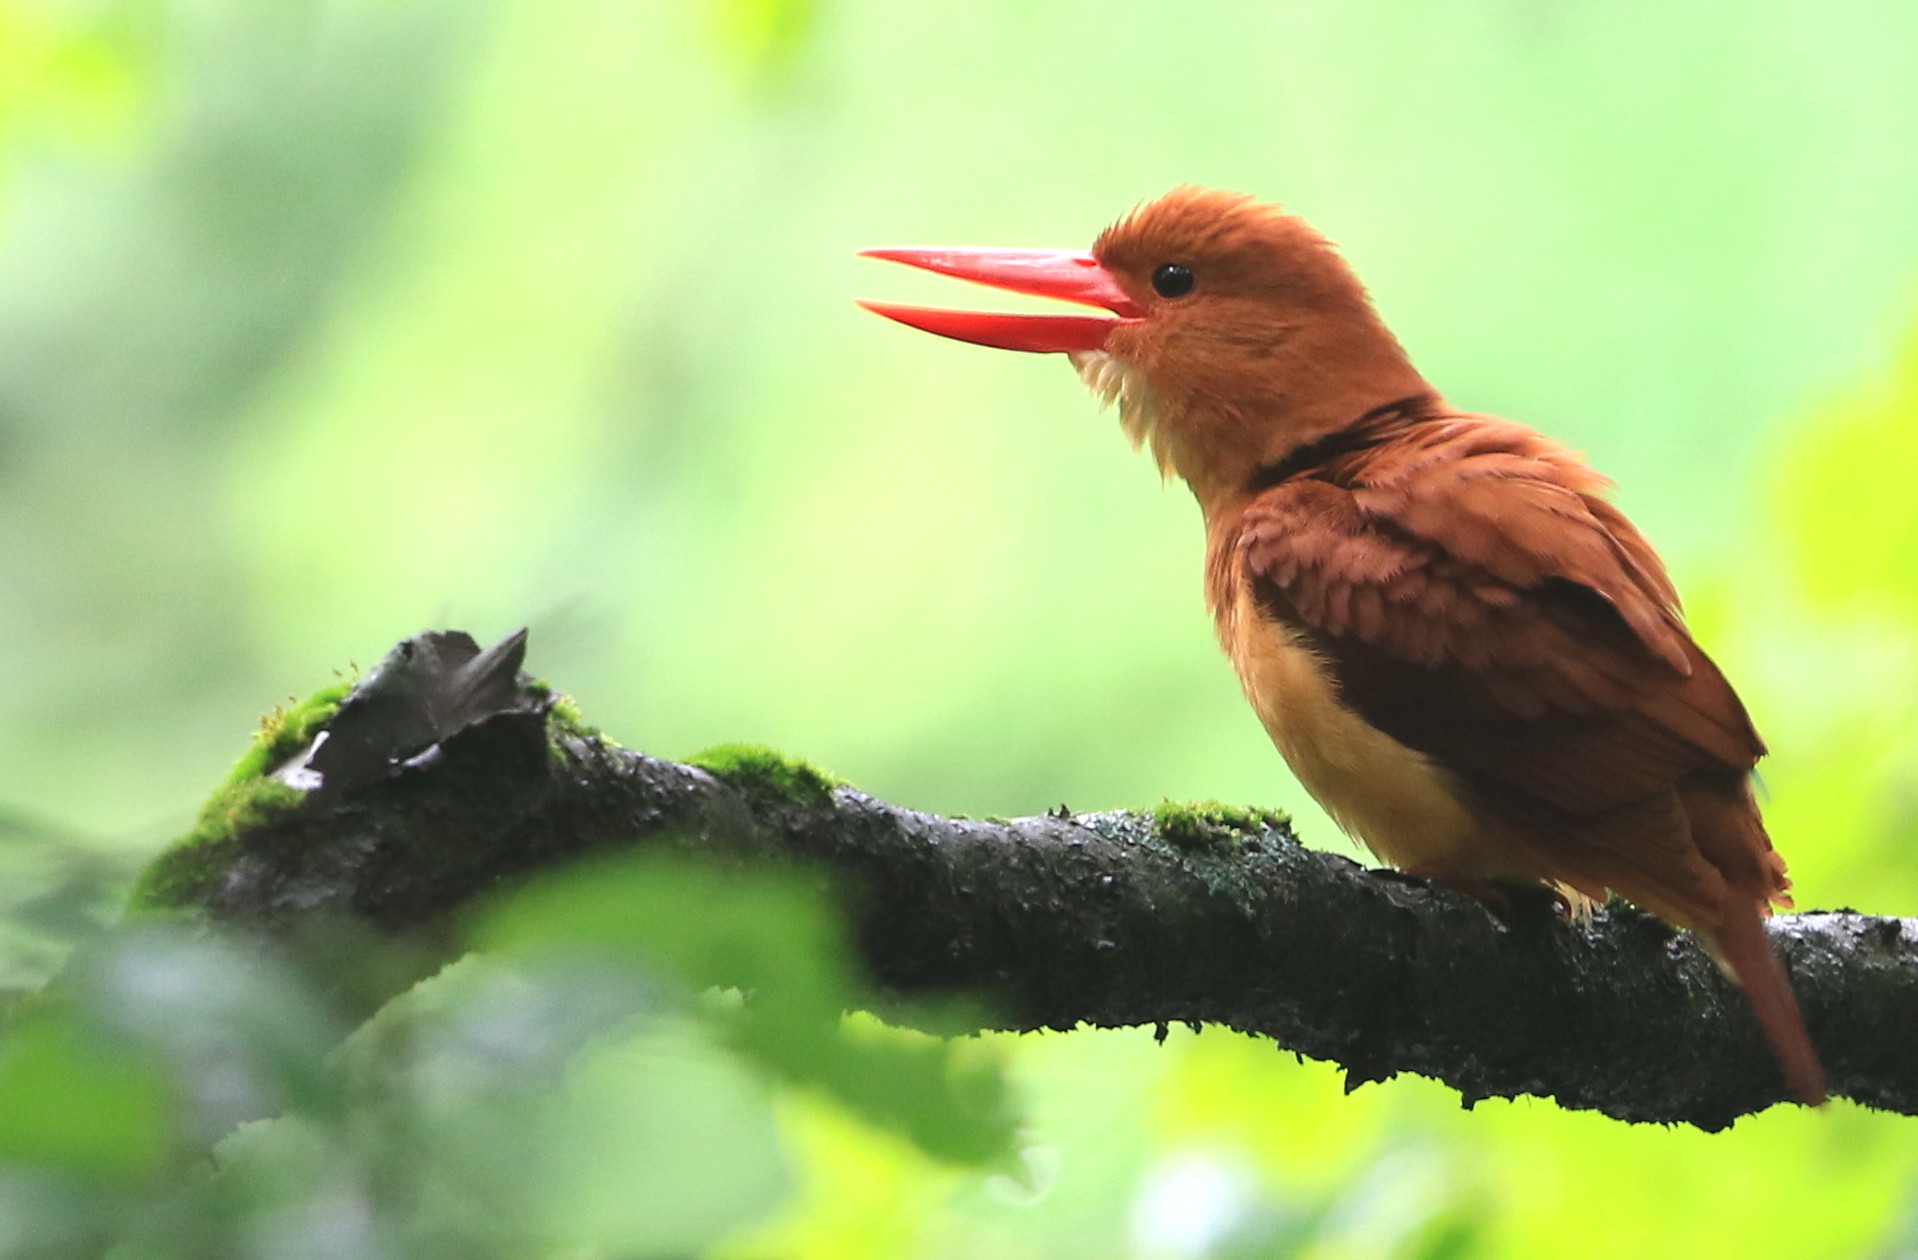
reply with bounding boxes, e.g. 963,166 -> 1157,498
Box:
859,186 -> 1826,1106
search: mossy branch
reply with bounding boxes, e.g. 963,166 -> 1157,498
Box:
135,630 -> 1918,1131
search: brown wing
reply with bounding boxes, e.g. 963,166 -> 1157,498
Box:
1239,415 -> 1778,924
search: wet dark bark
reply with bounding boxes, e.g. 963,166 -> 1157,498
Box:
140,631 -> 1918,1131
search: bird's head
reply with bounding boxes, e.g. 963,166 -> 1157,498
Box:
861,187 -> 1431,513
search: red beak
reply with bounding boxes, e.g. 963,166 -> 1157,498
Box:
858,247 -> 1143,353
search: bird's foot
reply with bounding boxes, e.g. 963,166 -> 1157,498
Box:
1408,872 -> 1569,931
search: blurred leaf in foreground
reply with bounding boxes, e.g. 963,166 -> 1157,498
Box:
483,851 -> 1021,1166
0,809 -> 134,995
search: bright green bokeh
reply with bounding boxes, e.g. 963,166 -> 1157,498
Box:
2,0 -> 1916,1254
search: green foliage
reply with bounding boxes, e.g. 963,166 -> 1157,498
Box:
0,928 -> 348,1253
0,1011 -> 170,1183
0,852 -> 1018,1256
687,743 -> 844,809
484,853 -> 1018,1166
0,815 -> 136,994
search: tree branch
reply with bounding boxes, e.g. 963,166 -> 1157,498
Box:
136,630 -> 1917,1131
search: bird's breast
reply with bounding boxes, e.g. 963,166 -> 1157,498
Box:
1210,552 -> 1509,880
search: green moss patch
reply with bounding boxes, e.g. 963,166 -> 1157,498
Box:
1151,800 -> 1291,851
687,744 -> 842,809
221,679 -> 354,793
545,692 -> 589,734
127,679 -> 353,914
128,780 -> 303,913
540,690 -> 603,753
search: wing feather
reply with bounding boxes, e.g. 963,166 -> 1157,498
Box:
1237,414 -> 1770,920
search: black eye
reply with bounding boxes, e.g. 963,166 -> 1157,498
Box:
1151,263 -> 1194,298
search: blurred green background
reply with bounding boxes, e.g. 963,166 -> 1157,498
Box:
3,0 -> 1918,1255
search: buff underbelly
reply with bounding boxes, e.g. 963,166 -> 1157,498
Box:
1218,584 -> 1535,884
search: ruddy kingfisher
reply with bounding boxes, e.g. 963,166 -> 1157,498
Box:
859,186 -> 1825,1106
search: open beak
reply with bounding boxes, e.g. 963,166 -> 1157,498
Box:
858,247 -> 1143,353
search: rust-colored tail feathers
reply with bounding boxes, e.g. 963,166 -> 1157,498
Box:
1709,900 -> 1826,1106
1679,780 -> 1826,1105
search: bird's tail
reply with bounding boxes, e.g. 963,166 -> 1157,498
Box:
1709,900 -> 1827,1107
